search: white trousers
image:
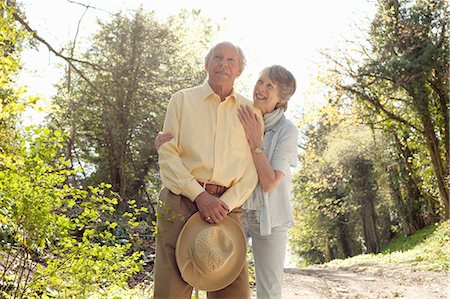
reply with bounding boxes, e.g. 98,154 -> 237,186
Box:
243,210 -> 288,299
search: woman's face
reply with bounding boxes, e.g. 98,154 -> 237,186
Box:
253,71 -> 281,115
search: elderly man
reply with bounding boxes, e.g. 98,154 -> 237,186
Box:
153,41 -> 260,299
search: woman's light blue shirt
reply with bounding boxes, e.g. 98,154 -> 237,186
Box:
243,115 -> 298,235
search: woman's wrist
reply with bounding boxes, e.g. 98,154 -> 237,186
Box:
248,139 -> 264,148
250,141 -> 264,150
252,146 -> 265,154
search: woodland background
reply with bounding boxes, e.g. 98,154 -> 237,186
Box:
0,0 -> 448,297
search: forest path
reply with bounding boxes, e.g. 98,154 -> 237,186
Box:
253,264 -> 449,299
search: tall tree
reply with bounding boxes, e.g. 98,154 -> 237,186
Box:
324,0 -> 449,219
1,2 -> 142,297
367,0 -> 448,217
290,0 -> 448,266
0,0 -> 27,152
49,9 -> 216,212
290,98 -> 398,264
290,105 -> 381,263
324,123 -> 383,254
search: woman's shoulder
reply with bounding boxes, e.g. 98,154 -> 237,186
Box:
280,117 -> 298,134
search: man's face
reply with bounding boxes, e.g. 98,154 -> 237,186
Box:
206,43 -> 242,87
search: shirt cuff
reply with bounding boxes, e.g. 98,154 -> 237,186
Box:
272,158 -> 289,175
184,181 -> 206,202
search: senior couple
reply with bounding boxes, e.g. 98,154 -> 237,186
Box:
153,41 -> 298,299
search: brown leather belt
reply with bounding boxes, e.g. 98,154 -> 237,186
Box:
197,181 -> 228,196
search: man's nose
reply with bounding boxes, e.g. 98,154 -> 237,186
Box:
219,58 -> 228,67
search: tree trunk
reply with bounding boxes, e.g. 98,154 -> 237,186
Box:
336,215 -> 358,257
394,134 -> 431,230
360,195 -> 380,254
324,235 -> 332,262
387,163 -> 417,235
351,157 -> 380,254
429,78 -> 449,175
407,82 -> 449,219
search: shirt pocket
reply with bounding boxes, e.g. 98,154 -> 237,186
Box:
229,125 -> 251,158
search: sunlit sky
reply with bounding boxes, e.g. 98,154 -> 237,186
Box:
18,0 -> 376,125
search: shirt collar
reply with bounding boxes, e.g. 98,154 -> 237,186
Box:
201,81 -> 237,102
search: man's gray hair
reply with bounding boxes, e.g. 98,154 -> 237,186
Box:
204,42 -> 246,73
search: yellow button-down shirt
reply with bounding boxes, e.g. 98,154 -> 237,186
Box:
158,81 -> 261,211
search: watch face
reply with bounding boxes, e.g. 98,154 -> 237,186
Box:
255,147 -> 263,153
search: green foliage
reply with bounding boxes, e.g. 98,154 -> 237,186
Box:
87,284 -> 152,299
292,0 -> 448,267
1,3 -> 147,297
0,1 -> 29,152
0,1 -> 26,82
290,103 -> 386,264
350,0 -> 448,217
0,128 -> 142,298
246,244 -> 256,287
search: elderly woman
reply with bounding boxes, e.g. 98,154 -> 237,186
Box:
155,65 -> 298,299
238,65 -> 298,299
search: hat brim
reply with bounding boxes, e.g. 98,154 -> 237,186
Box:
175,212 -> 246,291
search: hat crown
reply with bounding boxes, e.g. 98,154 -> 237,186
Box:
176,212 -> 246,291
193,226 -> 234,273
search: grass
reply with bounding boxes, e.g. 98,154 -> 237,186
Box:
324,220 -> 450,271
88,285 -> 220,299
88,285 -> 152,299
382,224 -> 437,252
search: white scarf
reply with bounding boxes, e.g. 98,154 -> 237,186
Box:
263,108 -> 284,132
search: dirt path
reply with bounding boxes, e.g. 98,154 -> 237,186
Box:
252,265 -> 449,299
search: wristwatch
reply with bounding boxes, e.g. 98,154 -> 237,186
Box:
253,146 -> 265,154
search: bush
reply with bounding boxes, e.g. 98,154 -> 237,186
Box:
0,128 -> 143,298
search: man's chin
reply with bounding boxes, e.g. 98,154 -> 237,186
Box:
211,76 -> 232,85
214,75 -> 229,80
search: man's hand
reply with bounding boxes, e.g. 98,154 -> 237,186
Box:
194,191 -> 229,224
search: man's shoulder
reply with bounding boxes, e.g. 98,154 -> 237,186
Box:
174,84 -> 203,97
169,85 -> 205,105
234,93 -> 252,105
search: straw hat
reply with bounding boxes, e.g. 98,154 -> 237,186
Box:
175,212 -> 246,291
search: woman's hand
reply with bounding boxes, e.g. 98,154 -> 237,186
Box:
237,105 -> 263,149
155,132 -> 173,150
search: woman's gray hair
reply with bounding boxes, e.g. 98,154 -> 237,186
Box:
204,42 -> 246,73
262,65 -> 296,110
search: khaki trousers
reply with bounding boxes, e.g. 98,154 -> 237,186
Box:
153,188 -> 250,299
